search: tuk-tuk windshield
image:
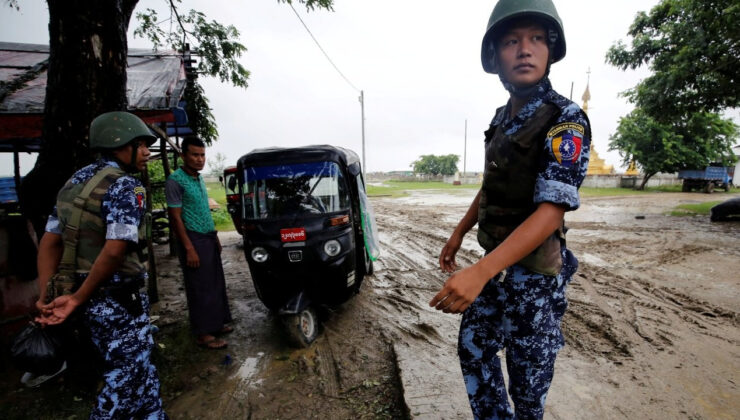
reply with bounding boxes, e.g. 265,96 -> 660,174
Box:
243,161 -> 350,219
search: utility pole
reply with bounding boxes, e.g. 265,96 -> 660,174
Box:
359,90 -> 366,177
463,119 -> 467,182
569,81 -> 574,101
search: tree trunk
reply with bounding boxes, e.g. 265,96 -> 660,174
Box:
638,172 -> 655,190
21,0 -> 138,236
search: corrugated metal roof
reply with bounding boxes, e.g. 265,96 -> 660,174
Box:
0,42 -> 188,148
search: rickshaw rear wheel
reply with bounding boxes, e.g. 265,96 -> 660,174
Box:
283,307 -> 320,347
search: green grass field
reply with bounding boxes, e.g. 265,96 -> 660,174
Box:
365,181 -> 690,198
210,180 -> 734,223
669,201 -> 721,216
205,181 -> 235,231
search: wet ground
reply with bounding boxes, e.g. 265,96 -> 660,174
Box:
1,190 -> 739,419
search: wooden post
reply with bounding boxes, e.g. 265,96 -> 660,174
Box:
141,162 -> 159,303
159,124 -> 177,256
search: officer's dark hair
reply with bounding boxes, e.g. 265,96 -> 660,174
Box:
181,136 -> 206,155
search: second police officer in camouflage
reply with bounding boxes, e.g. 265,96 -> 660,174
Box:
430,0 -> 591,419
36,112 -> 166,419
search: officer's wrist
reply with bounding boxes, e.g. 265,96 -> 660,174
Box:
474,257 -> 501,282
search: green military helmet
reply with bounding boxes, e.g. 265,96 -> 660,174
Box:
481,0 -> 566,74
89,111 -> 157,150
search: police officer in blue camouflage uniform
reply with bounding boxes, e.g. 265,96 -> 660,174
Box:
430,0 -> 591,418
35,111 -> 167,419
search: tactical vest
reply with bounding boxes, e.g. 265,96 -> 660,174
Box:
477,103 -> 564,276
55,166 -> 148,279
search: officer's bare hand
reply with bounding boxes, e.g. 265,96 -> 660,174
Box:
35,295 -> 80,326
429,264 -> 488,314
186,247 -> 200,268
439,233 -> 463,273
35,298 -> 52,317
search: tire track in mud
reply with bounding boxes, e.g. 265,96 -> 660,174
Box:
379,193 -> 740,419
567,213 -> 738,361
369,199 -> 474,418
567,258 -> 739,363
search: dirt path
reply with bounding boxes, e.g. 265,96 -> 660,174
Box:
151,190 -> 740,419
2,190 -> 738,419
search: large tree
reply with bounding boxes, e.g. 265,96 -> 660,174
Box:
606,0 -> 740,119
609,109 -> 737,189
605,0 -> 739,186
16,0 -> 333,233
411,154 -> 460,176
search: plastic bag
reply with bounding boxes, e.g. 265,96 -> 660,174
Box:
10,322 -> 66,375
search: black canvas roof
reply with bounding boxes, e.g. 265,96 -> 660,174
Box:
238,144 -> 361,168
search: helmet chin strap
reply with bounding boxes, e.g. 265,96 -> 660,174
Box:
114,142 -> 141,172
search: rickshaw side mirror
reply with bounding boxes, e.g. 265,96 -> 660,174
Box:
348,162 -> 361,177
228,176 -> 237,193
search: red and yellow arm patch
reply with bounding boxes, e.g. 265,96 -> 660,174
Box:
134,186 -> 146,209
547,123 -> 584,167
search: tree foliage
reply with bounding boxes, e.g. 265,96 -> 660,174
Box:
605,0 -> 740,119
411,154 -> 460,176
146,159 -> 167,210
606,0 -> 740,187
207,152 -> 227,177
609,109 -> 738,189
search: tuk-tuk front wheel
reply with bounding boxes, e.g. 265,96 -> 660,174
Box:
283,307 -> 319,347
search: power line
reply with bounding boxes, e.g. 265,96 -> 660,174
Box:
288,3 -> 359,92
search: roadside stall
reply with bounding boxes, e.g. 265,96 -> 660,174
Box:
0,42 -> 190,341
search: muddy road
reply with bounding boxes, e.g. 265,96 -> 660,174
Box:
2,190 -> 738,419
157,189 -> 739,419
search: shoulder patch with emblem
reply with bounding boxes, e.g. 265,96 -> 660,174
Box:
547,122 -> 584,166
134,186 -> 146,209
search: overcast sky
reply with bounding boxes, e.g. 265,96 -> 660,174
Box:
2,0 -> 665,175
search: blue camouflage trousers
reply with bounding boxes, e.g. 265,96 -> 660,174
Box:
83,292 -> 166,420
458,253 -> 575,420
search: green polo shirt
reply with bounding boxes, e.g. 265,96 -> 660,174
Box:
165,168 -> 215,233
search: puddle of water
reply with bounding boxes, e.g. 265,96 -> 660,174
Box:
393,189 -> 477,206
233,352 -> 264,384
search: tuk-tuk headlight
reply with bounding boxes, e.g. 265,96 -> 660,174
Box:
251,247 -> 269,263
324,239 -> 342,257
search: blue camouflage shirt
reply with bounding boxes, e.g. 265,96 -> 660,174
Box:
490,78 -> 591,211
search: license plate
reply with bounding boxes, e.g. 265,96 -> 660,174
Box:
280,227 -> 306,242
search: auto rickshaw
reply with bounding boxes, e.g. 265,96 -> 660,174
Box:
223,165 -> 242,235
230,145 -> 379,346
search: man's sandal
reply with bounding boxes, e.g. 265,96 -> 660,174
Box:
216,325 -> 234,335
197,336 -> 227,349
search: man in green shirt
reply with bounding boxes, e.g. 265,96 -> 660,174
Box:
166,136 -> 233,349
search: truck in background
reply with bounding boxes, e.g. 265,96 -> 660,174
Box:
678,166 -> 734,193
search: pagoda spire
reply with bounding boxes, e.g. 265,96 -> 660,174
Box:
583,68 -> 614,175
581,67 -> 591,114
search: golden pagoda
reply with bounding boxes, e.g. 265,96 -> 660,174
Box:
582,70 -> 614,175
624,160 -> 640,176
